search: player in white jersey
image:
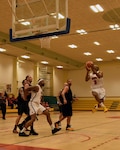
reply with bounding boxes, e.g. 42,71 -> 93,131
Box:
85,64 -> 108,113
19,79 -> 61,136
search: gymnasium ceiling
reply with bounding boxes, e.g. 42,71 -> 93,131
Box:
0,0 -> 120,70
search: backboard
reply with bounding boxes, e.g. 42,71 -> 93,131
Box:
8,0 -> 71,42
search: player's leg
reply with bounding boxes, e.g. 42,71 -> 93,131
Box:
13,115 -> 22,133
42,107 -> 61,134
19,114 -> 36,136
65,104 -> 74,131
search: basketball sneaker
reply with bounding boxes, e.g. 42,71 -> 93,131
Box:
92,104 -> 98,113
104,107 -> 108,113
52,128 -> 61,134
29,130 -> 39,135
19,132 -> 29,137
66,125 -> 74,131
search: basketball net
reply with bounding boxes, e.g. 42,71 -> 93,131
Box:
40,37 -> 51,49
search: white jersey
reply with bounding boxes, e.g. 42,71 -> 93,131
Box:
89,72 -> 104,89
30,85 -> 42,104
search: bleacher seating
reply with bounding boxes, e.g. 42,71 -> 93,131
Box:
72,97 -> 120,111
5,97 -> 120,113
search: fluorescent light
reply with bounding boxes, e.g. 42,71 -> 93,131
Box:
96,58 -> 103,61
106,50 -> 115,53
21,55 -> 30,59
0,48 -> 6,52
96,4 -> 104,12
41,61 -> 49,64
93,41 -> 100,45
56,65 -> 63,69
68,44 -> 77,48
18,19 -> 30,26
84,52 -> 92,56
76,29 -> 87,35
50,13 -> 65,19
90,4 -> 104,13
51,36 -> 58,39
109,24 -> 120,30
116,56 -> 120,60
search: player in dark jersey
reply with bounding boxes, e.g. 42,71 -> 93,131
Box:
17,75 -> 38,135
13,79 -> 29,133
55,79 -> 74,131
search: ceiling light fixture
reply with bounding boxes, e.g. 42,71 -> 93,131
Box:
96,58 -> 103,61
51,36 -> 58,39
21,55 -> 30,59
106,50 -> 115,53
84,52 -> 92,56
76,29 -> 87,35
68,44 -> 77,48
18,19 -> 30,26
109,24 -> 120,30
116,56 -> 120,60
93,41 -> 100,45
56,65 -> 63,69
50,13 -> 65,19
41,61 -> 49,64
0,48 -> 6,52
90,4 -> 104,13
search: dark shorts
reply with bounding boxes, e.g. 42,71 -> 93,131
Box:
62,103 -> 72,117
18,102 -> 29,115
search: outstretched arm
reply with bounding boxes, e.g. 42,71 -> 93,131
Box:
85,66 -> 90,81
24,85 -> 39,100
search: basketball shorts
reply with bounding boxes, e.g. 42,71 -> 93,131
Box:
62,103 -> 72,117
92,87 -> 105,100
29,102 -> 46,115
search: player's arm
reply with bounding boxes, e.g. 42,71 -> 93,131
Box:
24,86 -> 39,99
19,87 -> 26,100
61,86 -> 68,104
25,86 -> 39,93
91,65 -> 103,78
85,67 -> 90,81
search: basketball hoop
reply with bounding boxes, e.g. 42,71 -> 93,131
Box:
40,37 -> 51,49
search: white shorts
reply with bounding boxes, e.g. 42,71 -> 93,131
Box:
28,101 -> 46,115
92,88 -> 105,100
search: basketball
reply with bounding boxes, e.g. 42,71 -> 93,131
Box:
86,61 -> 93,69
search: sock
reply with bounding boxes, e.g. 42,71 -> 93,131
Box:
100,102 -> 105,108
50,124 -> 54,130
20,127 -> 26,133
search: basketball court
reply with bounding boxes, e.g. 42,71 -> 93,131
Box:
0,110 -> 120,150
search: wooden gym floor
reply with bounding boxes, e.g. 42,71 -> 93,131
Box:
0,110 -> 120,150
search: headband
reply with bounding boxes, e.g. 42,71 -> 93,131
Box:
37,78 -> 44,83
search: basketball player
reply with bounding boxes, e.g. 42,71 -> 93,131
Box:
17,75 -> 38,135
85,63 -> 108,113
19,79 -> 61,136
56,82 -> 68,128
55,79 -> 74,131
13,79 -> 29,133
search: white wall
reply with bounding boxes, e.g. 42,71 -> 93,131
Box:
17,60 -> 34,88
1,53 -> 120,97
53,68 -> 68,96
0,54 -> 13,92
0,54 -> 34,94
